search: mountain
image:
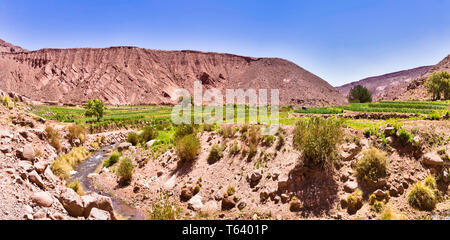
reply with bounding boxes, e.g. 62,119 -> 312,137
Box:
399,55 -> 450,100
0,39 -> 26,53
336,66 -> 432,101
0,39 -> 347,107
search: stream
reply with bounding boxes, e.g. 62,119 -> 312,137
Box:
70,144 -> 147,220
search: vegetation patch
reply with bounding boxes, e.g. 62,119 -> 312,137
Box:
117,157 -> 134,184
67,180 -> 85,196
45,126 -> 62,153
103,151 -> 121,168
175,134 -> 201,162
408,175 -> 439,211
52,147 -> 89,180
148,192 -> 182,220
355,147 -> 389,184
207,144 -> 224,164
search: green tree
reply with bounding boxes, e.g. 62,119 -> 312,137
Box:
425,71 -> 450,100
348,85 -> 372,103
84,99 -> 105,121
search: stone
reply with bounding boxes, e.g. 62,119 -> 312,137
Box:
260,191 -> 269,203
214,191 -> 223,201
373,189 -> 387,198
22,144 -> 35,162
280,193 -> 290,203
237,200 -> 247,210
88,208 -> 111,220
273,196 -> 281,204
18,161 -> 33,172
59,188 -> 84,217
28,170 -> 45,189
180,184 -> 194,201
188,195 -> 203,211
33,211 -> 47,220
289,199 -> 302,212
87,173 -> 99,178
146,140 -> 156,148
443,169 -> 449,183
117,142 -> 132,152
5,168 -> 14,174
221,196 -> 236,210
202,201 -> 218,213
384,127 -> 395,136
249,169 -> 262,183
31,191 -> 53,207
344,181 -> 358,193
82,193 -> 116,220
0,146 -> 11,153
33,161 -> 47,174
422,153 -> 444,166
163,175 -> 176,190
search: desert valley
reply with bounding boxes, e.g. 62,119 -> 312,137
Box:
0,38 -> 449,221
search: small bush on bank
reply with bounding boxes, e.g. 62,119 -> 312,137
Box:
380,206 -> 407,220
227,186 -> 236,196
347,189 -> 363,214
52,147 -> 89,180
140,125 -> 158,144
248,125 -> 260,147
408,176 -> 439,211
398,128 -> 413,146
174,124 -> 195,142
67,124 -> 86,144
103,151 -> 121,168
261,135 -> 275,147
207,144 -> 223,164
229,141 -> 240,155
219,124 -> 235,138
127,132 -> 140,146
247,143 -> 257,161
355,147 -> 389,183
45,126 -> 62,153
148,192 -> 182,220
67,180 -> 85,196
1,96 -> 14,109
117,157 -> 134,183
175,134 -> 201,162
293,117 -> 344,170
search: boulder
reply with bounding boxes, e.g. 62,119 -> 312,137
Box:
180,184 -> 195,201
117,142 -> 132,152
221,196 -> 236,210
33,161 -> 47,174
422,153 -> 444,166
18,161 -> 34,172
373,189 -> 388,198
188,195 -> 203,211
443,169 -> 449,183
22,144 -> 35,162
163,175 -> 176,190
88,208 -> 111,220
146,140 -> 156,148
344,181 -> 358,193
59,188 -> 84,217
280,193 -> 290,203
31,191 -> 53,207
82,193 -> 116,220
248,169 -> 262,183
384,127 -> 395,136
28,170 -> 45,189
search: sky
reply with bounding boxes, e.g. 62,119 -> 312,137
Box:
1,0 -> 450,86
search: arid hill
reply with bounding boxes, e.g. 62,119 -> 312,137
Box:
0,39 -> 346,107
399,55 -> 450,100
336,66 -> 432,101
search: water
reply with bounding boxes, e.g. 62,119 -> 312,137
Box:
70,144 -> 146,220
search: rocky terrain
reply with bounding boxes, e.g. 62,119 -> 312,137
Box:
0,39 -> 346,107
399,55 -> 450,100
336,66 -> 432,101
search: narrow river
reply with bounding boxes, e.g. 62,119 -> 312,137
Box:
70,144 -> 146,220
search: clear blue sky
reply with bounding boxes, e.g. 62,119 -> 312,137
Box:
1,0 -> 450,86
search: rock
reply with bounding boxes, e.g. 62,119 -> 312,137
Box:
33,211 -> 47,220
340,198 -> 348,209
277,177 -> 289,190
422,153 -> 444,166
163,175 -> 176,190
59,188 -> 84,217
214,191 -> 223,201
22,144 -> 35,162
249,169 -> 262,183
82,193 -> 116,220
237,200 -> 247,210
0,146 -> 11,153
280,194 -> 290,203
31,191 -> 53,207
88,208 -> 111,220
384,127 -> 395,136
18,161 -> 34,172
87,173 -> 99,178
289,199 -> 302,212
157,170 -> 164,177
33,161 -> 47,174
202,201 -> 218,213
180,184 -> 194,201
260,191 -> 269,203
373,189 -> 388,198
443,169 -> 449,183
341,143 -> 361,161
70,170 -> 77,175
344,181 -> 358,193
28,170 -> 45,189
273,196 -> 281,203
5,168 -> 14,174
146,140 -> 156,148
117,142 -> 132,152
221,196 -> 236,210
188,195 -> 203,211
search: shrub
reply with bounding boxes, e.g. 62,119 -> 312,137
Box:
425,71 -> 450,100
347,189 -> 363,214
220,125 -> 235,138
52,147 -> 89,180
380,206 -> 407,220
148,192 -> 182,220
207,144 -> 223,164
175,134 -> 201,162
247,143 -> 257,161
45,126 -> 61,153
1,96 -> 14,109
240,124 -> 249,134
127,132 -> 140,146
397,128 -> 413,146
229,141 -> 240,155
174,124 -> 195,141
276,133 -> 285,151
408,181 -> 436,211
227,186 -> 236,196
203,123 -> 213,132
348,85 -> 372,103
293,117 -> 344,170
67,124 -> 86,144
261,135 -> 275,147
140,125 -> 158,144
355,147 -> 389,183
103,151 -> 121,168
117,157 -> 134,183
67,180 -> 85,196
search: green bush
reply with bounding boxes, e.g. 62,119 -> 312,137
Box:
1,96 -> 14,109
293,117 -> 344,170
175,134 -> 201,162
207,144 -> 223,164
229,141 -> 240,155
103,151 -> 121,168
127,132 -> 140,146
148,192 -> 182,220
398,128 -> 413,146
117,157 -> 134,183
220,125 -> 235,138
174,124 -> 195,141
355,147 -> 389,183
261,135 -> 275,147
45,126 -> 62,153
408,181 -> 437,211
348,85 -> 372,103
67,180 -> 85,196
140,125 -> 158,143
347,189 -> 363,214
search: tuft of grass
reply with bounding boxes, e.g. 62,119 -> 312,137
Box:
67,124 -> 86,144
379,206 -> 407,220
148,192 -> 182,220
117,157 -> 134,183
175,134 -> 201,163
226,186 -> 236,196
229,141 -> 240,155
139,125 -> 158,144
45,126 -> 62,153
1,96 -> 14,109
207,144 -> 223,164
174,124 -> 195,142
127,132 -> 140,146
103,151 -> 121,168
276,133 -> 285,151
347,189 -> 363,214
52,147 -> 89,180
220,124 -> 236,138
355,147 -> 389,184
293,117 -> 344,170
408,180 -> 437,211
67,180 -> 85,196
261,135 -> 275,147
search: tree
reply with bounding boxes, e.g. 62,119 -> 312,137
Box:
84,99 -> 105,121
348,85 -> 372,103
425,71 -> 450,100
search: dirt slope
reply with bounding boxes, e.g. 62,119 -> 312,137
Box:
399,55 -> 450,100
0,39 -> 346,107
336,66 -> 432,101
